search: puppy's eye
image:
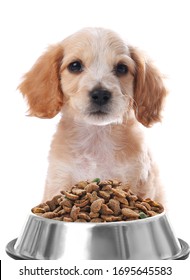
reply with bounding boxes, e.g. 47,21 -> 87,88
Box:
115,63 -> 128,76
68,61 -> 83,73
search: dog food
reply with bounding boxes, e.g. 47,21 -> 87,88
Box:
32,179 -> 164,223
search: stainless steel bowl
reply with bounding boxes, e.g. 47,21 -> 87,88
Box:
6,211 -> 189,260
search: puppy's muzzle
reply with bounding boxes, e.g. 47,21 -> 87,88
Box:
90,88 -> 111,106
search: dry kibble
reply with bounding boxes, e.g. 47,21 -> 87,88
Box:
121,208 -> 139,219
89,212 -> 99,218
42,212 -> 59,219
58,209 -> 66,215
75,219 -> 87,222
101,215 -> 116,222
141,201 -> 152,210
101,185 -> 112,191
91,198 -> 104,213
78,212 -> 91,221
62,191 -> 79,201
62,206 -> 72,213
147,210 -> 158,216
101,204 -> 114,215
46,200 -> 57,211
114,196 -> 129,205
70,205 -> 80,221
71,187 -> 86,196
85,183 -> 99,193
90,218 -> 103,223
32,178 -> 164,223
112,188 -> 127,198
53,206 -> 62,213
98,190 -> 111,201
87,191 -> 99,203
135,203 -> 149,214
32,207 -> 45,213
75,198 -> 89,207
108,199 -> 121,215
76,181 -> 88,189
59,198 -> 73,208
63,217 -> 73,222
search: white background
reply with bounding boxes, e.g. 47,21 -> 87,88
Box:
0,0 -> 190,269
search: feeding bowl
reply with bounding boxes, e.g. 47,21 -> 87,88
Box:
6,211 -> 189,260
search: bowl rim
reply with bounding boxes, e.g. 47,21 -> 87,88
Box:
30,210 -> 166,227
6,237 -> 190,260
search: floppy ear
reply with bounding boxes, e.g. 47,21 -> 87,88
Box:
129,47 -> 167,127
18,44 -> 64,118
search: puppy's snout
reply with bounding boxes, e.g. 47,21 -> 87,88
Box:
90,88 -> 111,106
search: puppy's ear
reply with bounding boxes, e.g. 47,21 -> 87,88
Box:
18,44 -> 64,118
129,47 -> 167,127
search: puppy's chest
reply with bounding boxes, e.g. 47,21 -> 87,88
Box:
73,129 -> 115,163
70,128 -> 129,180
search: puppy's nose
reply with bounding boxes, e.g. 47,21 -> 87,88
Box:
90,88 -> 111,106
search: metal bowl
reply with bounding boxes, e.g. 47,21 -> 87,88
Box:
6,211 -> 190,260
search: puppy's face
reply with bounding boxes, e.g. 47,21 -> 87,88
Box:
60,29 -> 135,125
19,28 -> 167,127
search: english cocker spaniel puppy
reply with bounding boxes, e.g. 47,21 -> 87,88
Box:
19,28 -> 167,202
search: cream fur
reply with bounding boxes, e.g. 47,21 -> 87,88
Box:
18,28 -> 167,202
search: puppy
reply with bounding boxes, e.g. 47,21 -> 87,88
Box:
19,28 -> 167,202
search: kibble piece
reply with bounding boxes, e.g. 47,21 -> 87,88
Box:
101,204 -> 114,215
87,191 -> 99,203
147,210 -> 158,216
52,195 -> 62,204
90,218 -> 103,223
101,184 -> 112,191
98,190 -> 111,201
121,208 -> 139,219
135,203 -> 148,214
114,196 -> 129,205
91,198 -> 104,213
71,187 -> 86,196
99,180 -> 111,186
141,201 -> 152,210
101,215 -> 116,222
53,217 -> 63,221
42,212 -> 59,219
59,198 -> 73,208
75,219 -> 87,222
80,205 -> 91,212
78,212 -> 91,221
46,199 -> 57,211
112,188 -> 127,198
53,206 -> 62,213
32,207 -> 45,214
128,194 -> 138,201
108,199 -> 121,215
85,183 -> 99,193
63,217 -> 73,222
62,191 -> 79,201
70,205 -> 80,221
120,183 -> 130,192
89,212 -> 99,218
76,181 -> 88,189
62,206 -> 72,213
111,215 -> 123,221
57,209 -> 66,215
75,198 -> 89,207
111,179 -> 121,186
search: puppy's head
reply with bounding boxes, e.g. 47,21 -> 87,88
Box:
19,28 -> 167,127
